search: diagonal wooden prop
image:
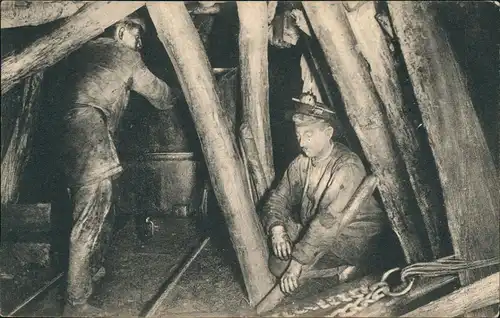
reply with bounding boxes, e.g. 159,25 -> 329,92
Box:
256,174 -> 379,314
1,1 -> 145,95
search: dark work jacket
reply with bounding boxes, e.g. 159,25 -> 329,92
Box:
58,38 -> 174,186
262,142 -> 386,265
62,37 -> 173,134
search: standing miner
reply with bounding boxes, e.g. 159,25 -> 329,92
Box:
58,13 -> 178,316
262,92 -> 387,294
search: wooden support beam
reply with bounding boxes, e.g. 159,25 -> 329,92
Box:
0,1 -> 87,29
147,2 -> 275,305
1,203 -> 51,233
240,124 -> 270,203
344,1 -> 449,258
1,1 -> 145,95
237,2 -> 275,185
1,72 -> 44,205
302,2 -> 431,263
403,272 -> 499,317
216,68 -> 239,135
388,4 -> 500,316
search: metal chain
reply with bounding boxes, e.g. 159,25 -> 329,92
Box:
270,268 -> 414,317
326,281 -> 389,317
270,255 -> 499,317
269,281 -> 392,317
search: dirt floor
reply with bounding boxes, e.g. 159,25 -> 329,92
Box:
7,213 -> 339,317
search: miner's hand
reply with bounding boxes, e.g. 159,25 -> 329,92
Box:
280,259 -> 303,294
271,225 -> 292,260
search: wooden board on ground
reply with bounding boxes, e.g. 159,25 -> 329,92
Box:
403,272 -> 499,317
1,203 -> 51,233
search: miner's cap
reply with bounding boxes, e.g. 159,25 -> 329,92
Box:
287,92 -> 337,126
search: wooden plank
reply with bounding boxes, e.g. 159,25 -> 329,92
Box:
1,1 -> 145,95
237,2 -> 275,185
1,203 -> 51,233
403,272 -> 499,317
146,2 -> 275,306
1,72 -> 44,205
0,242 -> 51,267
344,1 -> 449,258
302,2 -> 431,263
388,4 -> 500,316
0,1 -> 87,29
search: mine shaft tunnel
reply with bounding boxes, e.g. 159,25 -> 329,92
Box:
1,2 -> 499,317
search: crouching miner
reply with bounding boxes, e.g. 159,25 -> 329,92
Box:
262,92 -> 387,294
58,13 -> 178,316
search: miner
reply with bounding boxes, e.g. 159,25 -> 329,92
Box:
57,13 -> 178,316
262,92 -> 387,294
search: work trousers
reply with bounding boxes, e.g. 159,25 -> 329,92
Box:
269,219 -> 348,278
66,178 -> 113,306
269,220 -> 348,277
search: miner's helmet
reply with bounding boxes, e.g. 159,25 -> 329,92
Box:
288,92 -> 339,129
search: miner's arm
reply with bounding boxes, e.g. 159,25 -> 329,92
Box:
291,160 -> 366,265
262,159 -> 302,234
130,59 -> 178,110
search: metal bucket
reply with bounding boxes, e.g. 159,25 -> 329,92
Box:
118,152 -> 204,217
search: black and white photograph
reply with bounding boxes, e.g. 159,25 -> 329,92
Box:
1,1 -> 499,317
